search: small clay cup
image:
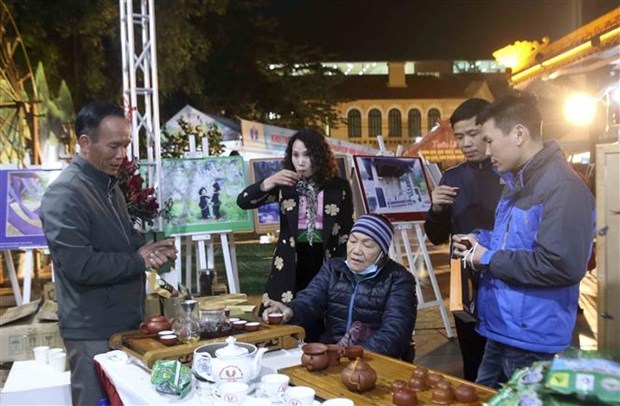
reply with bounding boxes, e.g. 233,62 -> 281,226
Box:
245,322 -> 260,332
159,334 -> 177,346
408,376 -> 428,392
327,344 -> 343,367
454,384 -> 479,403
391,379 -> 408,394
431,386 -> 454,405
393,387 -> 417,406
411,367 -> 428,379
344,345 -> 364,361
232,320 -> 247,330
301,343 -> 329,372
267,312 -> 284,325
426,372 -> 445,388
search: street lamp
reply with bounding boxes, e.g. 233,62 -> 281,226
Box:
564,93 -> 597,126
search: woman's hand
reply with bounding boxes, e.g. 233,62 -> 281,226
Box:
260,170 -> 300,192
261,299 -> 294,323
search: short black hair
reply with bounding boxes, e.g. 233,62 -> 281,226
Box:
450,98 -> 490,127
476,93 -> 542,139
75,101 -> 125,142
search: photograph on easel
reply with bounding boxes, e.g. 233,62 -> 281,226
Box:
249,157 -> 283,234
0,169 -> 62,249
249,155 -> 352,234
353,155 -> 432,222
158,156 -> 253,235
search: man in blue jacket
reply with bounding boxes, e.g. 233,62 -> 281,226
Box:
453,93 -> 595,388
424,98 -> 503,382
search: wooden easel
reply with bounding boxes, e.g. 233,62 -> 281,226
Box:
2,246 -> 49,305
390,223 -> 454,338
374,136 -> 453,337
170,231 -> 240,294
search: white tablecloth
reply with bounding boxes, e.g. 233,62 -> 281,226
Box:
94,348 -> 304,405
0,360 -> 71,406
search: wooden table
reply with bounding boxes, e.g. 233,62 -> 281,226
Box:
281,350 -> 495,405
109,323 -> 305,369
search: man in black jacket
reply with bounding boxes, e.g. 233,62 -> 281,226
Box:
424,98 -> 503,381
40,102 -> 177,405
262,214 -> 417,361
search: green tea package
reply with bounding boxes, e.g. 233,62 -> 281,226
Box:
545,349 -> 620,405
150,359 -> 192,398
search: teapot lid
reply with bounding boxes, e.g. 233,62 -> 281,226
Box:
215,336 -> 249,357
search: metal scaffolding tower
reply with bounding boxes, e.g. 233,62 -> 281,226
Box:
119,0 -> 163,228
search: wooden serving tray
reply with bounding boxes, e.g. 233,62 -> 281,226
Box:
281,350 -> 495,405
109,323 -> 305,369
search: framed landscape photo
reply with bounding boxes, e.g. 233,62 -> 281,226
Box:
249,157 -> 283,234
159,157 -> 253,235
0,168 -> 62,249
352,155 -> 432,222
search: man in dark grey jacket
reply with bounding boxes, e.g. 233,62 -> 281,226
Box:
40,102 -> 177,405
262,214 -> 417,361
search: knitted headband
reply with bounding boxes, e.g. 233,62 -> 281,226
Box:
350,214 -> 394,253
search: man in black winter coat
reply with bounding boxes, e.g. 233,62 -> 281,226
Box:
263,214 -> 417,361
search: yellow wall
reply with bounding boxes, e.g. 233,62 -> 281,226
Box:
330,98 -> 465,148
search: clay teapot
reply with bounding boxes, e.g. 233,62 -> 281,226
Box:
301,343 -> 329,372
341,358 -> 377,393
140,315 -> 171,334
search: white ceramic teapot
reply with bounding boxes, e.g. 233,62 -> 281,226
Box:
192,336 -> 268,384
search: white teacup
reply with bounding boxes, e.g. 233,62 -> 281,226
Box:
47,348 -> 64,363
32,346 -> 50,364
49,352 -> 67,373
214,382 -> 249,405
259,373 -> 289,400
323,398 -> 354,406
280,386 -> 315,406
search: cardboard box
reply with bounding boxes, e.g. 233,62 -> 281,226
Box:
0,300 -> 63,363
42,282 -> 56,302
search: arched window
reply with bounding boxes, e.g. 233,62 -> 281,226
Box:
427,108 -> 441,131
368,109 -> 382,137
388,109 -> 402,137
407,109 -> 421,138
347,109 -> 361,138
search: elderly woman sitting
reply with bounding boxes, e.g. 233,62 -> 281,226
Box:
262,214 -> 418,361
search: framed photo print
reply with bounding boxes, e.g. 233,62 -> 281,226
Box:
0,168 -> 62,249
159,156 -> 253,235
249,157 -> 283,234
352,155 -> 432,222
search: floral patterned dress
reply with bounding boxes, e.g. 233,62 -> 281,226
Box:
237,176 -> 354,305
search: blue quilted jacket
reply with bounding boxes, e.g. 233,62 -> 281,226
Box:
475,141 -> 595,353
289,257 -> 417,360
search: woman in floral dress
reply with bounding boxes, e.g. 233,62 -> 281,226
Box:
237,129 -> 353,321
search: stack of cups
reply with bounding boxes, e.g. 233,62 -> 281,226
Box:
32,346 -> 67,373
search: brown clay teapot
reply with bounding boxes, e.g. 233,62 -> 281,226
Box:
140,315 -> 172,334
341,358 -> 377,392
301,343 -> 329,372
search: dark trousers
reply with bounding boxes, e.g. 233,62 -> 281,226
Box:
476,339 -> 555,388
64,339 -> 111,406
295,242 -> 325,342
454,316 -> 487,382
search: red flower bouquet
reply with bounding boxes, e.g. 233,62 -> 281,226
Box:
117,157 -> 160,226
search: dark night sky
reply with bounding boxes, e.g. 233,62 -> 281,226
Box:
268,0 -> 619,61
